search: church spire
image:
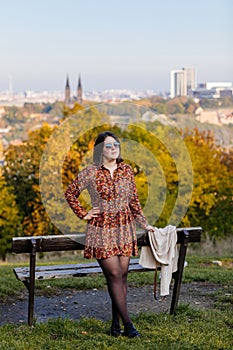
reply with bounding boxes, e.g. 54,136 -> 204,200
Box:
77,75 -> 83,105
64,75 -> 71,106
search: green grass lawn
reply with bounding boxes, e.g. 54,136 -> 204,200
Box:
0,307 -> 232,350
0,254 -> 232,350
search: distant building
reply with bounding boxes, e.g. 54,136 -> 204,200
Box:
64,75 -> 71,106
186,67 -> 196,94
64,75 -> 83,106
193,82 -> 233,99
170,67 -> 196,98
170,69 -> 186,98
77,75 -> 83,105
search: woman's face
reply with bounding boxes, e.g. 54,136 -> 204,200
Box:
102,136 -> 120,163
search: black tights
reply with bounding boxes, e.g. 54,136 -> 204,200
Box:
98,255 -> 131,327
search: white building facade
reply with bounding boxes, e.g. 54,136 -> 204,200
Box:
193,82 -> 233,99
170,67 -> 196,98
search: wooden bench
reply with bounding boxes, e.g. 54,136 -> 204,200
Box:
12,227 -> 202,326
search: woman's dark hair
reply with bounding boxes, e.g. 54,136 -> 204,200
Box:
93,131 -> 123,165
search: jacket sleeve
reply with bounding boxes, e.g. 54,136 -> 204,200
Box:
127,165 -> 149,229
64,167 -> 91,219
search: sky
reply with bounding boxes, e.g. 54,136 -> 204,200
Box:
0,0 -> 232,93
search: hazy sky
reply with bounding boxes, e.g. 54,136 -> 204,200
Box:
0,0 -> 232,93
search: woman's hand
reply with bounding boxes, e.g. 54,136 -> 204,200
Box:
84,207 -> 101,220
145,225 -> 155,232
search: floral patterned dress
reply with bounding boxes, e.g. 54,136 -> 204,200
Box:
65,161 -> 148,259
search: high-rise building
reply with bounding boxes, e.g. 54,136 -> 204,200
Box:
170,67 -> 196,98
185,67 -> 196,93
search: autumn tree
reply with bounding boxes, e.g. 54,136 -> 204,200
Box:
3,123 -> 56,236
123,123 -> 232,239
183,129 -> 233,239
122,123 -> 185,227
0,175 -> 21,260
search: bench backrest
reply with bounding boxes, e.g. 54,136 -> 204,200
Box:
12,227 -> 202,254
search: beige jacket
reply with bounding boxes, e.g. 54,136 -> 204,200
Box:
139,225 -> 178,296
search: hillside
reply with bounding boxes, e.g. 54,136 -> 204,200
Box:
0,102 -> 232,150
169,114 -> 233,149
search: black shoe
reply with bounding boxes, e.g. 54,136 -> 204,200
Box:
110,325 -> 124,337
124,322 -> 140,338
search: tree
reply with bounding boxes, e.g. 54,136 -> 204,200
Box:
3,123 -> 56,237
153,103 -> 168,115
183,129 -> 233,239
184,98 -> 197,115
0,175 -> 21,260
167,99 -> 185,115
122,124 -> 183,227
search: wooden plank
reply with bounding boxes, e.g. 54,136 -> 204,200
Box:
14,267 -> 102,281
13,258 -> 150,282
15,265 -> 150,282
12,234 -> 86,254
128,264 -> 154,272
12,227 -> 202,254
30,261 -> 100,272
137,227 -> 202,246
14,258 -> 141,275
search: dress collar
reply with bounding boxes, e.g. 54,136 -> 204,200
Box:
98,161 -> 124,171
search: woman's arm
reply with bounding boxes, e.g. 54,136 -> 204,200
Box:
65,167 -> 93,219
127,165 -> 151,229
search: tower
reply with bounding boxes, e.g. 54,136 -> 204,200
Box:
77,75 -> 83,105
64,75 -> 71,105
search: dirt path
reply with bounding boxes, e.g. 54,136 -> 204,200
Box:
0,282 -> 221,326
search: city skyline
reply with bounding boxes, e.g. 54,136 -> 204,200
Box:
0,0 -> 232,93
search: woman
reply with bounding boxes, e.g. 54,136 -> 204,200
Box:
65,131 -> 154,337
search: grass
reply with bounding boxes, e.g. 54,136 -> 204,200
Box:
0,251 -> 232,349
0,307 -> 232,350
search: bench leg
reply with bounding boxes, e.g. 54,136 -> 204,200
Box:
28,239 -> 36,326
170,230 -> 189,314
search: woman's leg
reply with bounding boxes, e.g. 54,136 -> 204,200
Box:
110,256 -> 130,326
98,255 -> 131,326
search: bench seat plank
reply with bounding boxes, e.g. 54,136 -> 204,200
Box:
12,227 -> 202,254
14,259 -> 151,282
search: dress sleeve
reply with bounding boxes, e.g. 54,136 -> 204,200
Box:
65,167 -> 92,219
127,165 -> 149,229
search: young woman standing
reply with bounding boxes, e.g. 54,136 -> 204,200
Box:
65,131 -> 154,337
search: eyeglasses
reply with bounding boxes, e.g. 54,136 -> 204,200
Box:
104,142 -> 120,149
